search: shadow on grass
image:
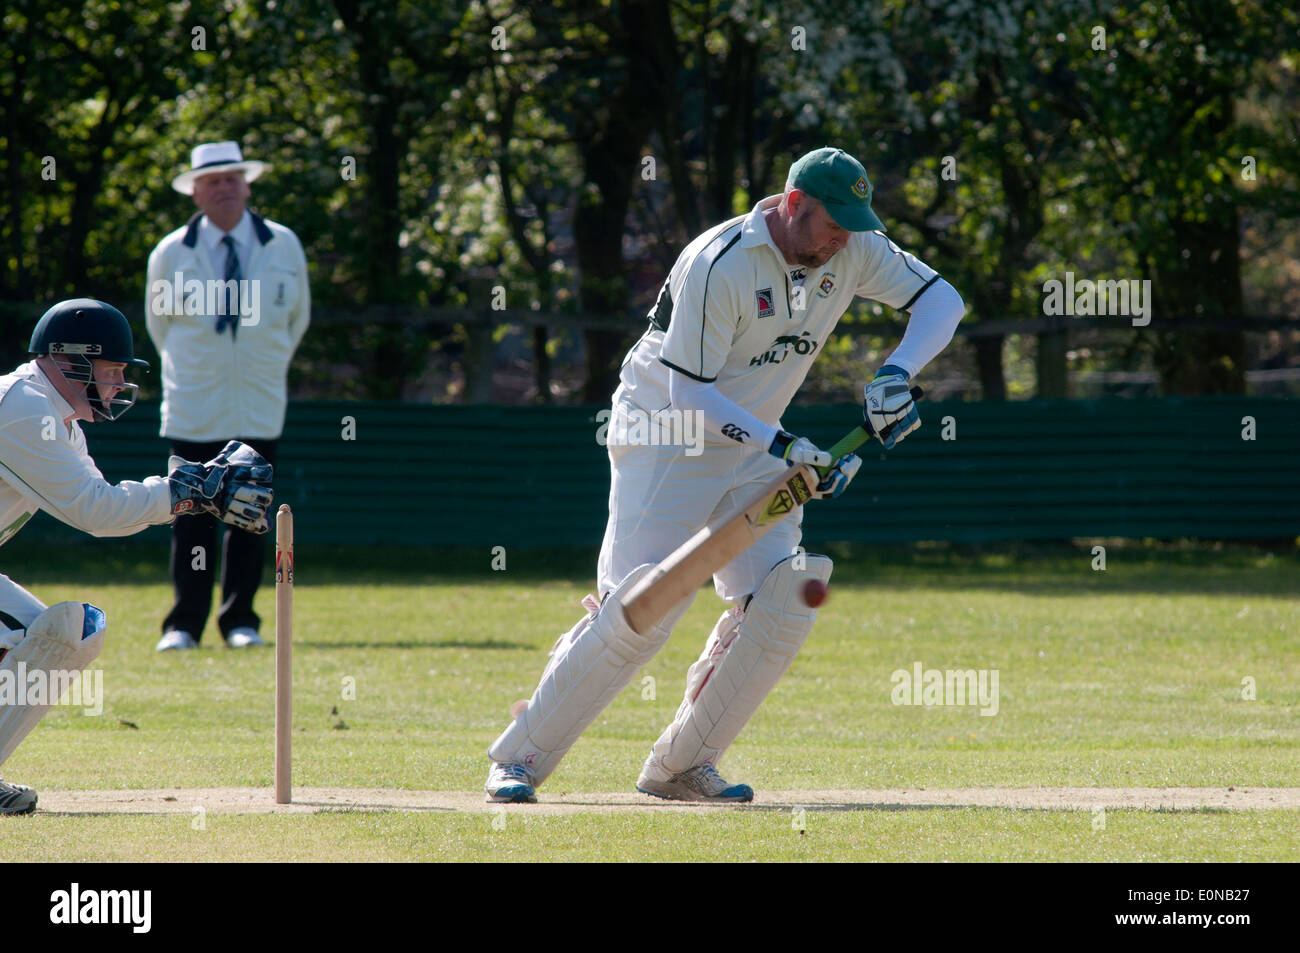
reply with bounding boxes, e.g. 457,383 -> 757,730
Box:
36,805 -> 459,817
304,804 -> 457,814
6,538 -> 1296,597
302,639 -> 533,651
733,802 -> 1237,815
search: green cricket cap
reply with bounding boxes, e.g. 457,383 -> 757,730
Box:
788,147 -> 885,232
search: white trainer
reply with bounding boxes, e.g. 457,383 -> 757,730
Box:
0,778 -> 37,815
155,629 -> 198,652
637,763 -> 754,803
227,627 -> 264,648
484,761 -> 538,803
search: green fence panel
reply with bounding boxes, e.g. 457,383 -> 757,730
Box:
18,397 -> 1300,547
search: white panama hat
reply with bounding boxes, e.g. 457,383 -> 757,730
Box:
171,141 -> 269,195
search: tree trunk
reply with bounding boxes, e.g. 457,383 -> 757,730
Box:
533,326 -> 552,403
1036,328 -> 1068,398
974,336 -> 1006,400
1,36 -> 30,299
572,0 -> 671,403
574,149 -> 638,402
1146,92 -> 1245,395
1153,213 -> 1246,395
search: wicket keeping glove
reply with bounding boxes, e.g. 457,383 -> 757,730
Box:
168,440 -> 275,534
864,365 -> 920,449
768,431 -> 832,468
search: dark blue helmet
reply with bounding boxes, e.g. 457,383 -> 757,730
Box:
29,298 -> 149,368
29,298 -> 146,421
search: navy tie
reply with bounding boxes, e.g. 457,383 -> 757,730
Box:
218,235 -> 240,339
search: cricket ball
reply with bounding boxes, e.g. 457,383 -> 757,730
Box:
801,579 -> 829,608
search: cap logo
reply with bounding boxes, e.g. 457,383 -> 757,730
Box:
852,176 -> 869,199
50,343 -> 102,355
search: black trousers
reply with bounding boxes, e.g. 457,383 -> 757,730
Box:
162,438 -> 279,642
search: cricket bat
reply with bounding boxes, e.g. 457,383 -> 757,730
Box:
621,386 -> 923,635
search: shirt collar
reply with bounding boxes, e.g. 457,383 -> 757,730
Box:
199,210 -> 254,256
25,360 -> 77,421
738,194 -> 787,259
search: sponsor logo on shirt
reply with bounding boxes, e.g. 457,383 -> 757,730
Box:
756,287 -> 775,318
749,330 -> 819,367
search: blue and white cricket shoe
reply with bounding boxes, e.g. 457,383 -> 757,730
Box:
484,761 -> 538,803
637,763 -> 754,803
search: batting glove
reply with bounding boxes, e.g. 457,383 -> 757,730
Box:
812,453 -> 862,500
768,431 -> 832,469
168,440 -> 275,534
864,365 -> 920,449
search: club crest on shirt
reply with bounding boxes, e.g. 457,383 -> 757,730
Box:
756,287 -> 775,318
817,273 -> 836,298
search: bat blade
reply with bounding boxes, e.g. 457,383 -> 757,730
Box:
617,387 -> 923,636
621,463 -> 817,635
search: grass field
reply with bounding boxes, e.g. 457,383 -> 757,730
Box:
1,539 -> 1296,862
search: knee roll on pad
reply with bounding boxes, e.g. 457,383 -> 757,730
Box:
489,564 -> 684,785
0,602 -> 107,767
742,553 -> 833,653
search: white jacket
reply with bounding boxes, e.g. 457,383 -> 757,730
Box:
0,362 -> 172,548
145,210 -> 310,441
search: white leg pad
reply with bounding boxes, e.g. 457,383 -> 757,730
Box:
646,554 -> 832,777
489,564 -> 687,786
670,606 -> 744,736
0,602 -> 106,767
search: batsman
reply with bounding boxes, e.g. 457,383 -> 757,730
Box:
0,299 -> 274,814
485,147 -> 965,803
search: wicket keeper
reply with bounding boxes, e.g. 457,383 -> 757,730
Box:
0,299 -> 274,814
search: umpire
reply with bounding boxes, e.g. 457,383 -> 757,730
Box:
145,141 -> 310,651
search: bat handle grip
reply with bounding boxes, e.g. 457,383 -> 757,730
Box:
817,385 -> 925,476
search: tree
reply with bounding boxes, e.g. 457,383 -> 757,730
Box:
1058,0 -> 1300,394
0,0 -> 203,303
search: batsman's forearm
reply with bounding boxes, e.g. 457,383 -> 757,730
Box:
884,280 -> 965,377
667,370 -> 779,451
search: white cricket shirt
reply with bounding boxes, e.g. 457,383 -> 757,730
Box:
617,195 -> 942,446
0,362 -> 172,548
145,210 -> 311,442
